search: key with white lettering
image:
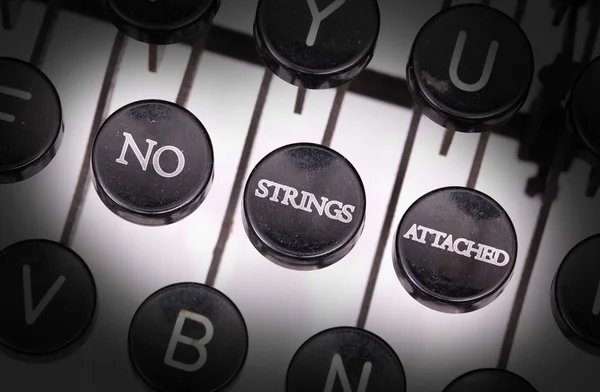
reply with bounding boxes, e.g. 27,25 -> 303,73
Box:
254,0 -> 380,89
91,99 -> 214,225
0,57 -> 63,183
0,240 -> 97,362
68,48 -> 262,390
407,4 -> 534,133
394,186 -> 518,313
105,0 -> 221,44
128,282 -> 248,392
286,327 -> 406,392
242,143 -> 366,270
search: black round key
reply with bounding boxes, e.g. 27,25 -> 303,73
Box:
91,100 -> 214,226
443,369 -> 538,392
569,56 -> 600,159
286,327 -> 406,392
242,143 -> 366,270
394,187 -> 517,313
0,240 -> 97,362
104,0 -> 221,45
407,4 -> 534,133
551,234 -> 600,357
0,57 -> 63,184
254,0 -> 380,89
128,282 -> 248,392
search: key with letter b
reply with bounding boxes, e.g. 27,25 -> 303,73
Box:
128,282 -> 248,392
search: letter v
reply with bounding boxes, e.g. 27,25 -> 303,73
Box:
23,265 -> 66,325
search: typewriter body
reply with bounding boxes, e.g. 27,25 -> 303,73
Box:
0,0 -> 599,391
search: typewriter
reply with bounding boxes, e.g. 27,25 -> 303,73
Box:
0,0 -> 599,391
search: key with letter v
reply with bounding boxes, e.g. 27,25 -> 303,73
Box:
23,264 -> 66,325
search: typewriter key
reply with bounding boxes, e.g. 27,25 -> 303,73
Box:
128,283 -> 248,392
443,369 -> 538,392
104,0 -> 220,45
242,143 -> 366,270
394,187 -> 517,313
407,4 -> 534,133
0,57 -> 63,184
254,0 -> 380,89
0,240 -> 97,362
91,100 -> 214,226
551,234 -> 600,357
286,327 -> 406,392
569,56 -> 600,159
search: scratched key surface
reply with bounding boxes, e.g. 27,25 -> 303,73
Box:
1,0 -> 600,392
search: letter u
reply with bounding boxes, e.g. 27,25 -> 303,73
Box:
449,31 -> 499,92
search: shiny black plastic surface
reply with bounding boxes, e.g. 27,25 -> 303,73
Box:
104,0 -> 221,45
551,234 -> 600,358
254,0 -> 380,89
0,240 -> 97,362
286,327 -> 406,392
443,369 -> 538,391
92,100 -> 214,226
407,4 -> 534,133
394,187 -> 517,313
242,143 -> 366,270
128,282 -> 248,392
0,57 -> 63,183
569,56 -> 600,159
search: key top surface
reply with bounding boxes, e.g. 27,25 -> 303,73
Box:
443,369 -> 538,392
128,282 -> 248,392
569,56 -> 600,160
254,0 -> 380,89
0,239 -> 96,362
104,0 -> 221,45
0,57 -> 63,183
407,4 -> 534,133
551,234 -> 600,357
394,186 -> 517,313
286,326 -> 406,392
91,99 -> 214,226
242,142 -> 366,270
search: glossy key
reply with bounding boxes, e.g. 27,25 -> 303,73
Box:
569,56 -> 600,159
242,143 -> 366,270
254,0 -> 380,89
91,100 -> 214,226
104,0 -> 221,45
0,240 -> 97,362
0,57 -> 63,183
443,369 -> 538,392
286,327 -> 406,392
128,282 -> 248,392
551,234 -> 600,357
407,4 -> 534,133
394,187 -> 517,313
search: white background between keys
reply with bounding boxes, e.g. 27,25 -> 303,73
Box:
0,0 -> 599,391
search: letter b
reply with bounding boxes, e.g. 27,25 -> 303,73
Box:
164,310 -> 214,372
